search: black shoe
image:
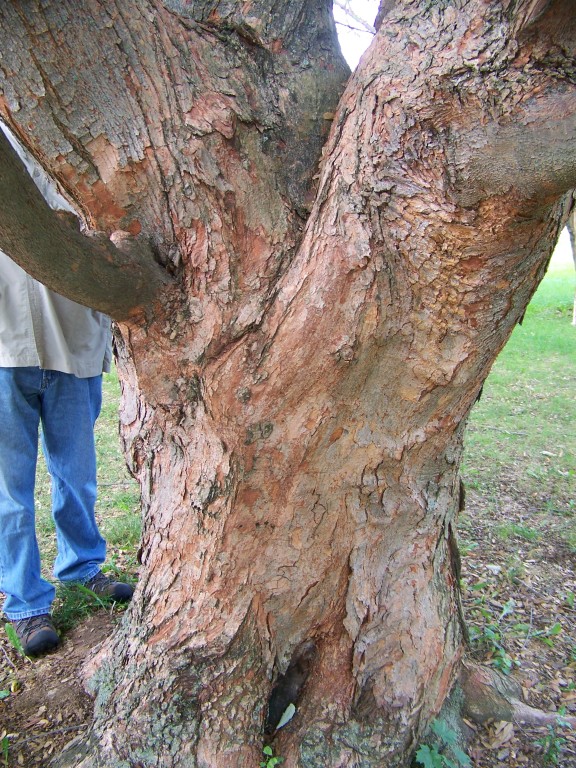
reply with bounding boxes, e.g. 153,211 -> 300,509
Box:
84,571 -> 134,602
10,614 -> 60,656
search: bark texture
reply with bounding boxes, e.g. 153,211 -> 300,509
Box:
0,0 -> 575,766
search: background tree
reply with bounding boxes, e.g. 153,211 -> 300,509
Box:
0,1 -> 575,766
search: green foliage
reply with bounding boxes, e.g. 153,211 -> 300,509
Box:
3,622 -> 24,656
535,707 -> 573,765
415,719 -> 471,768
0,690 -> 9,700
502,556 -> 526,585
462,246 -> 574,677
102,504 -> 141,547
494,522 -> 540,542
1,735 -> 8,767
510,621 -> 562,648
260,744 -> 283,767
415,744 -> 444,768
52,580 -> 129,633
73,583 -> 110,609
468,591 -> 563,674
468,620 -> 515,675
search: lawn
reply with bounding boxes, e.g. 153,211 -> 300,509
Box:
460,234 -> 576,766
463,236 -> 576,545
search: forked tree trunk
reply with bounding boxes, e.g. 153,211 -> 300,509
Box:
0,1 -> 575,766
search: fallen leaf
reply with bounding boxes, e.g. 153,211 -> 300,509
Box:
488,721 -> 515,749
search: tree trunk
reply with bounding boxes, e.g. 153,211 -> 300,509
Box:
0,1 -> 575,766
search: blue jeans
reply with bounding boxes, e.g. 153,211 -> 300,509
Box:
0,367 -> 106,620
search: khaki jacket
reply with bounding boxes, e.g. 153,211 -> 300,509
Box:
0,250 -> 112,378
0,124 -> 112,378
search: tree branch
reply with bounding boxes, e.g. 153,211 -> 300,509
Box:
333,0 -> 376,34
453,90 -> 576,207
0,129 -> 173,322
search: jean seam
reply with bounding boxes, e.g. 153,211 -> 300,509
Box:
59,565 -> 101,586
5,607 -> 54,621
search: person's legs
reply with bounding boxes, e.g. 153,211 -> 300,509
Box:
39,371 -> 107,584
0,368 -> 130,655
0,367 -> 55,620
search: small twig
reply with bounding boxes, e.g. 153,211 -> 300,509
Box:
520,605 -> 535,649
8,722 -> 88,747
477,426 -> 528,436
333,0 -> 376,34
335,20 -> 370,34
0,643 -> 16,669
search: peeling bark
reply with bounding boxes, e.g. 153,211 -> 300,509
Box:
0,1 -> 574,766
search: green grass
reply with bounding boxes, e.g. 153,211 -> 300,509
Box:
52,581 -> 129,632
463,244 -> 576,531
461,242 -> 576,551
494,522 -> 540,542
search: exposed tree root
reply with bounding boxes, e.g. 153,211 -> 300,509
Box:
459,658 -> 576,728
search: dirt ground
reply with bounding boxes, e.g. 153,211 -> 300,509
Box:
462,489 -> 576,767
0,612 -> 115,767
0,487 -> 575,767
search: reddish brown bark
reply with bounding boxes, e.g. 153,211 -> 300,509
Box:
0,1 -> 575,766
